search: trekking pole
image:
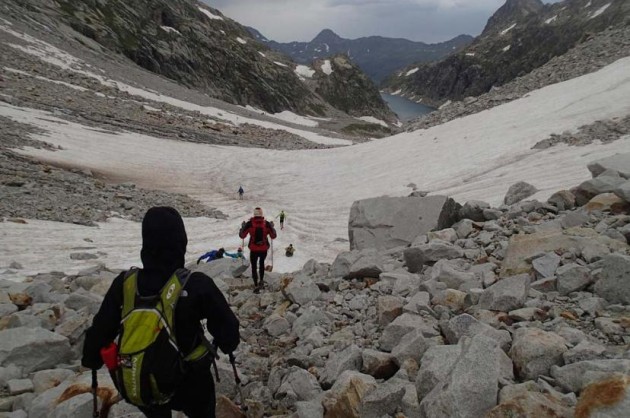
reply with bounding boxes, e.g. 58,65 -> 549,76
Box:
91,369 -> 99,418
229,353 -> 248,412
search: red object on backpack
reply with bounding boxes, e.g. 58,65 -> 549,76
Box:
100,342 -> 119,371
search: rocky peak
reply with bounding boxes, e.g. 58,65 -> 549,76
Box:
312,28 -> 343,44
482,0 -> 544,36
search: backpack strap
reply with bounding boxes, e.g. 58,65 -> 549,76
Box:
121,268 -> 140,318
159,268 -> 191,334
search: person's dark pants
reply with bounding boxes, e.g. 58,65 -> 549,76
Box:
250,251 -> 267,286
139,365 -> 215,418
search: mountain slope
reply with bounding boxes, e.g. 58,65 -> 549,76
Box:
248,28 -> 473,83
3,0 -> 394,122
383,0 -> 629,106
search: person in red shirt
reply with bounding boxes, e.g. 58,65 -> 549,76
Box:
239,207 -> 277,292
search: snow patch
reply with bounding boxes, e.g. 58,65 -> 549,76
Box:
274,61 -> 288,68
391,89 -> 402,96
500,23 -> 517,35
502,45 -> 511,52
324,43 -> 330,52
465,52 -> 476,57
160,26 -> 181,35
358,116 -> 388,128
236,37 -> 247,45
321,60 -> 333,75
271,111 -> 319,127
589,3 -> 611,19
295,65 -> 316,79
198,7 -> 223,20
545,15 -> 557,24
584,1 -> 592,8
405,68 -> 419,77
258,51 -> 266,58
439,100 -> 452,110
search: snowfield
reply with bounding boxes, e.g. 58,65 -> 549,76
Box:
1,34 -> 630,280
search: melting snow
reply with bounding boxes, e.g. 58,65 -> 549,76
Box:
590,3 -> 611,19
358,116 -> 388,127
324,43 -> 330,52
321,60 -> 333,75
503,45 -> 511,52
584,1 -> 592,8
198,7 -> 223,20
274,61 -> 288,68
500,23 -> 517,35
465,52 -> 476,57
160,26 -> 181,35
295,65 -> 316,79
391,89 -> 402,95
258,51 -> 266,57
545,15 -> 557,24
405,68 -> 419,77
236,37 -> 247,45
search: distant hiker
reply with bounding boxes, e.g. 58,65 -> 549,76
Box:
197,247 -> 226,264
225,247 -> 245,260
82,207 -> 240,417
285,244 -> 295,257
239,207 -> 277,293
276,210 -> 286,230
238,186 -> 244,200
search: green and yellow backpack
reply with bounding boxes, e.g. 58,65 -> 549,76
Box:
113,268 -> 209,407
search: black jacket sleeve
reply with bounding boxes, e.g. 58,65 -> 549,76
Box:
81,272 -> 124,369
191,272 -> 240,355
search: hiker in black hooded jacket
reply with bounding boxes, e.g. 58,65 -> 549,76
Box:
82,206 -> 240,418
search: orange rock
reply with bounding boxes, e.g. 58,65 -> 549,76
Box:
486,392 -> 573,418
9,293 -> 32,308
561,311 -> 578,321
215,395 -> 246,418
575,375 -> 630,418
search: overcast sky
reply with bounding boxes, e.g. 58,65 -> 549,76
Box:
203,0 -> 558,44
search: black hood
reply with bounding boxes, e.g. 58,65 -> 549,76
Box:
140,207 -> 187,278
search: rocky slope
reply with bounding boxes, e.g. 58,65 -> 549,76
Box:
383,0 -> 630,107
248,28 -> 473,83
1,155 -> 630,417
0,0 -> 393,123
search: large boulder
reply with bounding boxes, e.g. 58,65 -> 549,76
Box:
330,249 -> 383,280
285,273 -> 321,305
321,345 -> 363,388
322,371 -> 377,418
593,254 -> 630,304
504,182 -> 538,205
358,380 -> 406,418
575,375 -> 630,418
501,228 -> 627,277
276,367 -> 323,403
441,314 -> 512,351
459,200 -> 490,222
404,240 -> 464,273
510,328 -> 568,380
487,392 -> 573,418
348,195 -> 460,251
478,274 -> 530,312
0,328 -> 71,374
379,313 -> 439,352
556,264 -> 593,296
361,349 -> 399,380
419,334 -> 513,418
551,360 -> 630,393
588,153 -> 630,179
415,345 -> 462,401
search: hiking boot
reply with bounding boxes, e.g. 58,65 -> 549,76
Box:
259,280 -> 265,289
253,287 -> 260,294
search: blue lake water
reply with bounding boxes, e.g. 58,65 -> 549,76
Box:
381,93 -> 435,122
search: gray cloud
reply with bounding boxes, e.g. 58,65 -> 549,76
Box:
205,1 -> 551,43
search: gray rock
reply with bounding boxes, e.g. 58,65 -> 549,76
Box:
292,400 -> 324,418
0,303 -> 18,318
321,371 -> 377,417
277,366 -> 322,402
31,369 -> 74,394
593,253 -> 630,304
49,392 -> 94,418
348,195 -> 460,251
361,349 -> 399,380
578,176 -> 626,196
263,314 -> 291,337
419,334 -> 513,418
504,182 -> 538,205
510,328 -> 567,381
556,263 -> 593,296
55,311 -> 90,344
322,344 -> 362,388
377,295 -> 404,325
460,200 -> 490,222
359,380 -> 406,418
345,249 -> 384,279
414,345 -> 462,400
63,289 -> 103,315
402,291 -> 432,315
7,379 -> 33,396
575,375 -> 630,418
379,313 -> 438,352
285,273 -> 321,305
292,306 -> 332,339
547,190 -> 576,211
404,240 -> 464,273
391,328 -> 437,366
563,340 -> 606,364
430,259 -> 477,290
108,402 -> 143,418
441,313 -> 512,351
0,328 -> 71,374
0,364 -> 22,388
531,253 -> 561,279
588,153 -> 630,179
551,359 -> 630,392
478,274 -> 530,312
454,219 -> 475,239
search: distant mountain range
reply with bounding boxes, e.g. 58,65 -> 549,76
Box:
383,0 -> 630,106
246,27 -> 473,83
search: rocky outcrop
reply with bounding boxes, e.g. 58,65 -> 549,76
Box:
384,0 -> 629,107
